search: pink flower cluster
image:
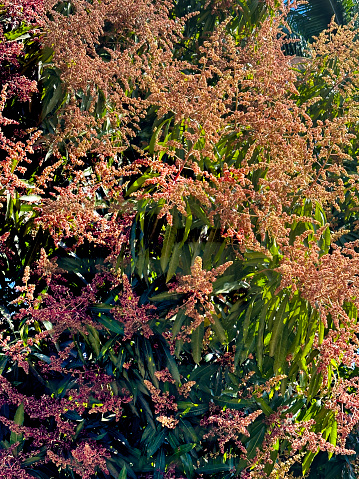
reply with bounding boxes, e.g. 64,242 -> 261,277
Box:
201,404 -> 262,455
144,379 -> 179,429
167,256 -> 232,339
112,275 -> 156,341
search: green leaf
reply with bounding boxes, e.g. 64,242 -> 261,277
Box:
86,325 -> 101,357
321,226 -> 331,254
119,465 -> 128,479
328,419 -> 337,460
126,175 -> 153,196
163,347 -> 181,383
26,470 -> 51,479
171,309 -> 187,337
0,356 -> 8,375
256,302 -> 270,371
180,452 -> 195,478
97,315 -> 124,334
153,449 -> 166,479
10,403 -> 24,445
91,303 -> 114,313
161,214 -> 178,273
180,200 -> 193,245
191,322 -> 204,364
14,402 -> 24,425
273,321 -> 288,374
4,24 -> 32,41
42,82 -> 64,118
269,296 -> 288,357
212,275 -> 240,294
302,450 -> 316,476
213,396 -> 254,410
179,419 -> 198,442
19,195 -> 41,202
147,429 -> 166,458
147,118 -> 172,155
187,199 -> 210,226
246,424 -> 266,459
171,443 -> 195,458
242,299 -> 254,344
150,291 -> 181,302
197,463 -> 231,474
73,420 -> 85,441
21,454 -> 45,466
211,313 -> 227,344
98,337 -> 117,359
256,397 -> 274,416
32,353 -> 51,364
284,398 -> 306,417
20,204 -> 34,212
166,242 -> 182,282
107,462 -> 122,479
143,340 -> 158,385
314,202 -> 326,226
321,461 -> 346,479
179,403 -> 208,417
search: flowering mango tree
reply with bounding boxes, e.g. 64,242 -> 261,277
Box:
1,1 -> 359,478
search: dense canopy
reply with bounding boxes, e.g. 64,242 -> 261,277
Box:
1,1 -> 359,478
